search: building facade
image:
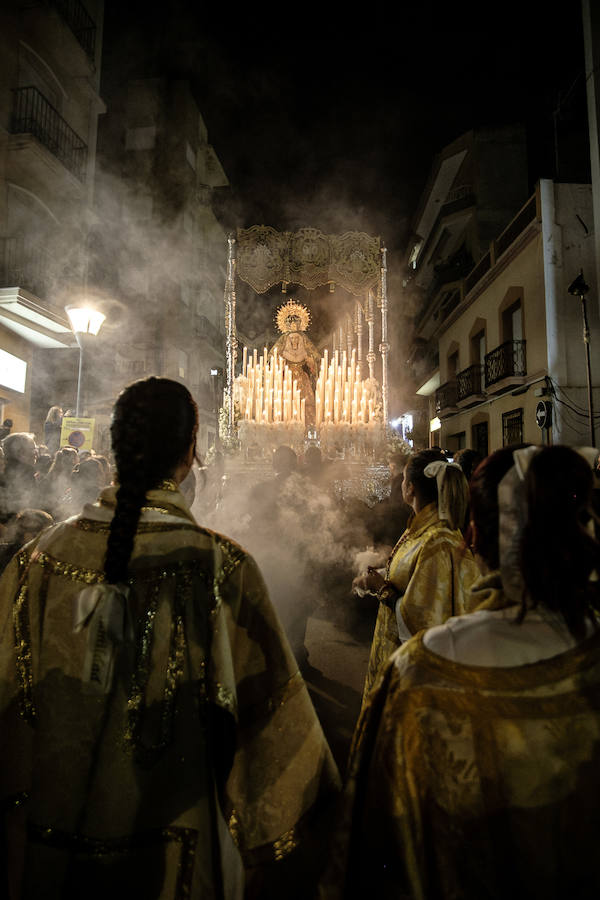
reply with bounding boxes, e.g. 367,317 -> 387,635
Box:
93,76 -> 229,454
0,0 -> 106,436
409,179 -> 599,454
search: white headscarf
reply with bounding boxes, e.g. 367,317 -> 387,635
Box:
497,445 -> 597,603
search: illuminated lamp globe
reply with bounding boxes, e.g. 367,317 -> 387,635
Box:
65,305 -> 106,337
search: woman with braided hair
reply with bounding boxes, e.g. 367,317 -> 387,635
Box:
0,376 -> 339,900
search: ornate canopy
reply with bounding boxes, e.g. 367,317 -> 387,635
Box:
223,227 -> 389,440
236,226 -> 381,297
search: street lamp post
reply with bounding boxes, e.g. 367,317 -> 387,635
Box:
65,306 -> 106,417
568,271 -> 596,448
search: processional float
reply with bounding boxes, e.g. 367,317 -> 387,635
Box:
223,226 -> 389,455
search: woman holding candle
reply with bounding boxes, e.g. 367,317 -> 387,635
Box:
353,448 -> 479,699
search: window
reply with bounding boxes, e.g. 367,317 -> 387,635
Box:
502,408 -> 524,446
472,421 -> 489,457
447,350 -> 459,379
471,330 -> 486,366
502,299 -> 523,342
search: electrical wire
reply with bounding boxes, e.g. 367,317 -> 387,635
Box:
553,401 -> 593,438
554,396 -> 600,421
547,377 -> 600,419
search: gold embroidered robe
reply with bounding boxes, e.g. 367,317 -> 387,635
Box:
0,484 -> 340,899
323,615 -> 600,899
363,503 -> 479,698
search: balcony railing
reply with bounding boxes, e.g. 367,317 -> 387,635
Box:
457,364 -> 484,402
464,249 -> 491,296
0,236 -> 53,298
435,380 -> 458,416
494,195 -> 537,260
52,0 -> 96,58
11,86 -> 88,182
485,340 -> 527,389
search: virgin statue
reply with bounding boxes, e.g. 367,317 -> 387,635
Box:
270,300 -> 321,426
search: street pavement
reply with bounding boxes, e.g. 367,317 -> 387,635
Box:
302,596 -> 377,774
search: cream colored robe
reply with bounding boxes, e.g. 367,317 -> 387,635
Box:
0,483 -> 340,899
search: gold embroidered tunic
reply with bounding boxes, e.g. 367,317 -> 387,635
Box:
324,615 -> 600,899
0,484 -> 340,899
363,503 -> 479,699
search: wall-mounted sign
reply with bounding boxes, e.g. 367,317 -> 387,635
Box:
535,400 -> 552,429
61,417 -> 95,452
0,348 -> 27,393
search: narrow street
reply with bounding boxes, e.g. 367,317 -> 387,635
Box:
303,599 -> 377,775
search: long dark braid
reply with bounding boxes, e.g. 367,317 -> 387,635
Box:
104,377 -> 198,584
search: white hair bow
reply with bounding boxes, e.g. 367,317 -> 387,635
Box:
424,459 -> 462,527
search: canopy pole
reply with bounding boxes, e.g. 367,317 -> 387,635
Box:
356,299 -> 364,366
367,289 -> 375,381
224,233 -> 237,437
378,244 -> 390,432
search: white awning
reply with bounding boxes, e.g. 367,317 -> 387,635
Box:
0,287 -> 75,349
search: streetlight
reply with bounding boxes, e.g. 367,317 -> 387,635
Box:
65,305 -> 106,417
568,270 -> 596,447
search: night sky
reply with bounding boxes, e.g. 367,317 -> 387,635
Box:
102,0 -> 590,253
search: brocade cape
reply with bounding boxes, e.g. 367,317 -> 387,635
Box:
324,586 -> 600,899
363,503 -> 479,699
0,483 -> 340,899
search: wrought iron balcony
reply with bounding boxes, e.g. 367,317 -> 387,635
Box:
11,86 -> 88,182
456,364 -> 485,404
435,380 -> 458,417
0,236 -> 53,298
485,340 -> 527,390
52,0 -> 96,58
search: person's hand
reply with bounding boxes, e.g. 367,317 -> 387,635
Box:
352,566 -> 386,595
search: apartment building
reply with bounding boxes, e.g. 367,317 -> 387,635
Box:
410,179 -> 599,453
0,0 -> 106,435
94,76 -> 229,453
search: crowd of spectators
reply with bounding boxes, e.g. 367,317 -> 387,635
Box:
0,423 -> 113,575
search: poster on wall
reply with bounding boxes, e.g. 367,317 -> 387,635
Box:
60,417 -> 95,452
